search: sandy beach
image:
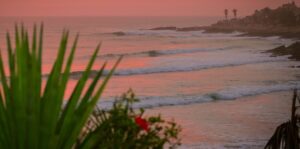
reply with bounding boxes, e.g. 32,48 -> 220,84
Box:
146,91 -> 293,148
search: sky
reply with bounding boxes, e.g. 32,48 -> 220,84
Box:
0,0 -> 299,17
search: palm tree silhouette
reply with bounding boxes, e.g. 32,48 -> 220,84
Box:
233,9 -> 237,19
224,9 -> 228,20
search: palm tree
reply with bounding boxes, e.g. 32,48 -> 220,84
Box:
233,9 -> 237,19
224,9 -> 228,20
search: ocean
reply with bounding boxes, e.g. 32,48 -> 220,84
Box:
0,16 -> 299,148
0,16 -> 298,107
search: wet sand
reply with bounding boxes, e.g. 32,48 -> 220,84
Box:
146,91 -> 293,148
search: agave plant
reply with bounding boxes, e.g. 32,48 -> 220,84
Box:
0,24 -> 121,149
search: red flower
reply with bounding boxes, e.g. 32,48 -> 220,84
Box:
135,116 -> 149,131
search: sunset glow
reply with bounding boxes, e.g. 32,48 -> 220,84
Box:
1,0 -> 299,17
0,0 -> 299,148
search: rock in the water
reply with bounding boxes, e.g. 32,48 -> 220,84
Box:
150,26 -> 177,31
265,42 -> 300,61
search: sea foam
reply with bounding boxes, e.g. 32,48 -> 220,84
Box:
97,81 -> 300,110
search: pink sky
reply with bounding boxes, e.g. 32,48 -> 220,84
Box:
0,0 -> 299,17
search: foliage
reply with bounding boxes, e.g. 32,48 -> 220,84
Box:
265,90 -> 300,149
218,2 -> 300,27
252,4 -> 299,26
0,24 -> 121,149
78,90 -> 182,149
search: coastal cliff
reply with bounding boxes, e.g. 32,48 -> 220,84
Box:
207,2 -> 300,38
150,2 -> 300,39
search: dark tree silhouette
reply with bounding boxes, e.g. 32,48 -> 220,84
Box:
233,9 -> 237,19
224,9 -> 228,20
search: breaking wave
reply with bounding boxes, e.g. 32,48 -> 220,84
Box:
98,81 -> 300,110
69,56 -> 288,78
92,46 -> 245,59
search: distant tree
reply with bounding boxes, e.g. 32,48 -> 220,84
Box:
278,9 -> 297,26
259,7 -> 272,24
233,9 -> 237,19
224,9 -> 228,20
292,1 -> 295,6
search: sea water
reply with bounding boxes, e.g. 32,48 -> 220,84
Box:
0,16 -> 299,148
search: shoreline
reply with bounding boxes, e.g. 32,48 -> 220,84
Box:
149,25 -> 300,40
149,3 -> 300,40
146,91 -> 293,148
149,25 -> 300,61
204,25 -> 300,40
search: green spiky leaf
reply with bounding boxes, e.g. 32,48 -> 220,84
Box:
0,24 -> 121,149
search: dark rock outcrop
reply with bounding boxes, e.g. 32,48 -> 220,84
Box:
150,27 -> 177,31
112,31 -> 126,36
265,42 -> 300,61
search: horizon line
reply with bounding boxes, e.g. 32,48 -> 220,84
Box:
0,15 -> 228,18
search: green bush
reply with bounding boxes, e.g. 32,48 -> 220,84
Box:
78,90 -> 181,149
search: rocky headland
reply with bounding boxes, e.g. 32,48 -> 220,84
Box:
150,2 -> 300,39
